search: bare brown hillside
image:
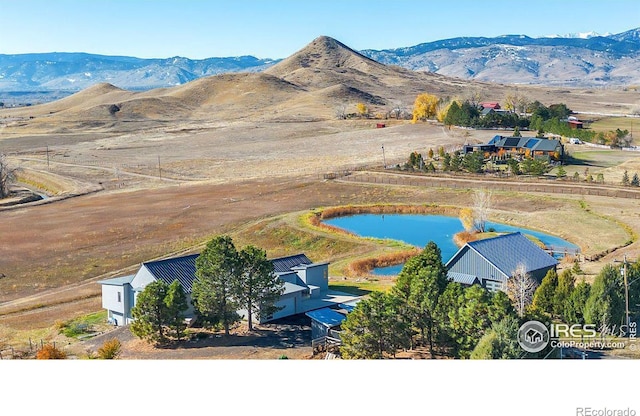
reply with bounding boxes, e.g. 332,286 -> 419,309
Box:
1,36 -> 638,136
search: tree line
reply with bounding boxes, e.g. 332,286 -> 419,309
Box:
130,235 -> 284,344
410,92 -> 632,147
339,242 -> 522,359
338,240 -> 640,359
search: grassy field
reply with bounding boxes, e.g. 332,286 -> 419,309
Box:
588,116 -> 638,134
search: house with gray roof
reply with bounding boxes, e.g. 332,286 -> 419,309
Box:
463,135 -> 564,161
99,252 -> 359,326
445,232 -> 558,292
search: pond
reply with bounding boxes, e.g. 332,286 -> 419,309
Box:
323,214 -> 579,276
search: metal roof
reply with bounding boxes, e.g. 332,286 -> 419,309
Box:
139,252 -> 316,293
283,281 -> 308,295
305,308 -> 347,328
465,232 -> 557,277
532,139 -> 561,152
98,275 -> 135,286
143,254 -> 199,293
447,272 -> 480,286
270,253 -> 312,273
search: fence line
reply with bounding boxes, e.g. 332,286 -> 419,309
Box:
338,171 -> 640,200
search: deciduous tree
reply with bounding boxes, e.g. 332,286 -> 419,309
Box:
472,189 -> 492,232
412,93 -> 439,122
0,153 -> 17,199
506,264 -> 538,317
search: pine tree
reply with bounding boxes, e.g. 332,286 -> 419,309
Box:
192,236 -> 242,335
532,269 -> 558,316
622,170 -> 630,186
632,173 -> 640,187
131,280 -> 170,343
236,245 -> 284,331
165,280 -> 189,341
553,269 -> 575,319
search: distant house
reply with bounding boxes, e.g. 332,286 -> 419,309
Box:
99,253 -> 359,326
445,232 -> 558,292
463,135 -> 564,161
568,120 -> 583,129
480,101 -> 501,110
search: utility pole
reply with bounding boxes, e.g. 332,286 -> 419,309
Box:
46,145 -> 50,170
616,255 -> 630,334
381,145 -> 386,169
158,155 -> 162,179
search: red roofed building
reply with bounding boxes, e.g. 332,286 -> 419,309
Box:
480,101 -> 501,110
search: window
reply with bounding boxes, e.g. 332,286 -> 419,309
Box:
117,291 -> 122,303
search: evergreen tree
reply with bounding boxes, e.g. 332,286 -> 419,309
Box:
470,316 -> 521,359
557,165 -> 566,179
164,280 -> 189,341
565,281 -> 591,325
553,269 -> 575,319
392,242 -> 448,354
192,236 -> 242,335
532,269 -> 558,316
622,170 -> 630,186
584,265 -> 625,329
236,245 -> 284,331
442,153 -> 451,171
131,280 -> 170,344
512,126 -> 522,137
632,173 -> 640,187
339,291 -> 410,359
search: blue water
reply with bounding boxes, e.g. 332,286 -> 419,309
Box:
323,214 -> 578,276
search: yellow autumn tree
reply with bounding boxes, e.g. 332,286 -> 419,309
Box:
436,100 -> 455,122
356,102 -> 369,119
412,93 -> 439,123
459,208 -> 475,232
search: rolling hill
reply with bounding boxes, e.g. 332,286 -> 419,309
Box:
2,36 -> 638,134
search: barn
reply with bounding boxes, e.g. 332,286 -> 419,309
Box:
445,232 -> 558,292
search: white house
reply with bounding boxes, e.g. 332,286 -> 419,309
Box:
99,252 -> 359,326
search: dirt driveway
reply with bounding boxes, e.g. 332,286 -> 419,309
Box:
76,317 -> 314,359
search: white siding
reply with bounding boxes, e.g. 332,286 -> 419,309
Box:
102,285 -> 125,314
130,265 -> 156,290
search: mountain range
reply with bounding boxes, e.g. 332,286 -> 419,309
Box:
5,35 -> 637,138
0,28 -> 639,96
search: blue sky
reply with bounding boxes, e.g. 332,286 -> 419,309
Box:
1,0 -> 639,59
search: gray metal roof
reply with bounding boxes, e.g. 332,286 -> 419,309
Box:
447,272 -> 480,286
98,274 -> 135,286
283,281 -> 308,295
532,139 -> 562,152
271,253 -> 312,273
143,254 -> 199,293
139,252 -> 316,293
464,232 -> 557,277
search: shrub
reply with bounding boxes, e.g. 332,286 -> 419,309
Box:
36,344 -> 67,359
97,338 -> 122,359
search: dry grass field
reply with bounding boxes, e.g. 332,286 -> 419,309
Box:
1,36 -> 640,355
